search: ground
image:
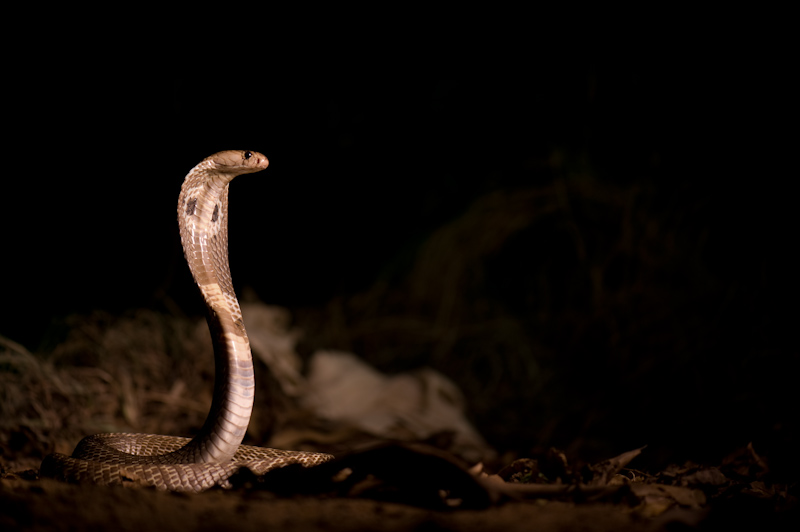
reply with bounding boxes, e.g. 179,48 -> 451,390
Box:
2,479 -> 649,532
1,436 -> 796,531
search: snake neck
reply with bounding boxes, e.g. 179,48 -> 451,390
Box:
177,163 -> 255,464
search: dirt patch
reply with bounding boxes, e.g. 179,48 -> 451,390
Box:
0,477 -> 666,532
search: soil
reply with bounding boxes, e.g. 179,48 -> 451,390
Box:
1,478 -> 645,532
2,439 -> 796,531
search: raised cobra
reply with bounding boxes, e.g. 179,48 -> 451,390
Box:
40,150 -> 333,491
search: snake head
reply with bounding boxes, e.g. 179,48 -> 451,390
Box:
206,150 -> 269,176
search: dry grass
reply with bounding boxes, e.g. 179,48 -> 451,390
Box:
0,311 -> 212,469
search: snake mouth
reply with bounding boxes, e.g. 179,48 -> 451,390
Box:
244,151 -> 269,172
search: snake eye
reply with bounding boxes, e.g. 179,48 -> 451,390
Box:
243,151 -> 252,160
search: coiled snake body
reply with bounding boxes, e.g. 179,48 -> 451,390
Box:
40,150 -> 333,491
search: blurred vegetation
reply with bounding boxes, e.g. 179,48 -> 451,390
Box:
294,146 -> 794,468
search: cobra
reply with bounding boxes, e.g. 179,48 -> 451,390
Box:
40,150 -> 333,491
